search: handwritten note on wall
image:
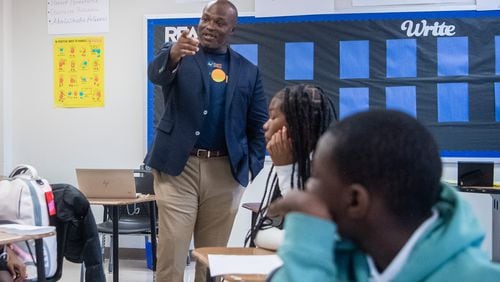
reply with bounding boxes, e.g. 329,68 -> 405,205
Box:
53,37 -> 104,108
47,0 -> 109,35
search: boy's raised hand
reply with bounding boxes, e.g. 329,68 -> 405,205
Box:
267,190 -> 331,220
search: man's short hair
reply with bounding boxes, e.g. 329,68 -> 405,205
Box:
327,110 -> 442,220
207,0 -> 238,23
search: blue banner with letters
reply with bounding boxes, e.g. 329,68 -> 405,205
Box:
147,10 -> 500,158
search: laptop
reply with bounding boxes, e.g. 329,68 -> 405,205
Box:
457,162 -> 498,194
75,168 -> 138,199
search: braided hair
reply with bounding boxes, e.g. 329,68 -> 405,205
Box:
245,84 -> 337,246
279,84 -> 337,188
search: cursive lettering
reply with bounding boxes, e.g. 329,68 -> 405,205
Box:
401,20 -> 456,37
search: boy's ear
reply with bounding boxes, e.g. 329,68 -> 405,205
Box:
345,184 -> 369,219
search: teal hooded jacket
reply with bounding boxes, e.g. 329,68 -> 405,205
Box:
271,184 -> 500,281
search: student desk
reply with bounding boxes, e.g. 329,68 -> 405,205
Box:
89,194 -> 156,282
192,247 -> 275,282
0,230 -> 56,282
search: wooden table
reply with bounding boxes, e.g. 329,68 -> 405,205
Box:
192,247 -> 275,282
89,194 -> 156,282
0,230 -> 56,282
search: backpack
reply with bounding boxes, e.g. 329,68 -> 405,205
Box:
0,164 -> 57,280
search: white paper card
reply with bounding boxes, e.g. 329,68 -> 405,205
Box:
255,0 -> 334,17
48,0 -> 109,35
208,254 -> 283,277
476,0 -> 500,11
0,224 -> 55,235
353,0 -> 472,6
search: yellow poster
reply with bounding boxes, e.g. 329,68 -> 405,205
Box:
53,36 -> 104,107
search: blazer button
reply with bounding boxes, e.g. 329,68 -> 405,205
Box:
195,131 -> 200,136
203,110 -> 208,115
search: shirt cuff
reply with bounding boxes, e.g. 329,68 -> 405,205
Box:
275,164 -> 293,195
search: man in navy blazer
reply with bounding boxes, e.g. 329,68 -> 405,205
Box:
146,1 -> 267,281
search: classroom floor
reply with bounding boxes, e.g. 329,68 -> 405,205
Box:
60,259 -> 196,282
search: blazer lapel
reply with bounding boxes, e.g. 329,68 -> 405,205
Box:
193,50 -> 210,106
225,48 -> 241,115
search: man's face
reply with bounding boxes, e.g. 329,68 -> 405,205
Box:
263,97 -> 288,143
198,2 -> 236,53
306,133 -> 348,234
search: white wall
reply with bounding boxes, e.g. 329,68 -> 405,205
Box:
0,1 -> 4,176
1,1 -> 6,175
1,0 -> 497,256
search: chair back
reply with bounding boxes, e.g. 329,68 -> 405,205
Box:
134,170 -> 154,195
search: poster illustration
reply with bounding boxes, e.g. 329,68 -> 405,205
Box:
54,36 -> 104,107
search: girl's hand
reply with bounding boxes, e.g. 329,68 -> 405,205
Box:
267,126 -> 293,166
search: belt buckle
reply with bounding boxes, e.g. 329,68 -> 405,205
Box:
196,149 -> 209,158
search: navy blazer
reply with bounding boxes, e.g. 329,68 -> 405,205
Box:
146,43 -> 268,186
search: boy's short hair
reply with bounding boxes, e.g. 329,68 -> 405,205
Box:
327,110 -> 442,220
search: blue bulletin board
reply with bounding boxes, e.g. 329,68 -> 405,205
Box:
146,10 -> 500,158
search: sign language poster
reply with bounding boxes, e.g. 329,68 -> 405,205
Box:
53,36 -> 104,107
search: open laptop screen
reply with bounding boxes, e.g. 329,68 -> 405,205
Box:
457,162 -> 494,187
75,168 -> 137,199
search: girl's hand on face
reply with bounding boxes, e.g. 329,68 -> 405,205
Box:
267,126 -> 293,166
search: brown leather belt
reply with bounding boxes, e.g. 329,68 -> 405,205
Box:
190,148 -> 227,158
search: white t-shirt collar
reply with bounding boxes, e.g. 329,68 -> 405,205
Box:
367,208 -> 439,282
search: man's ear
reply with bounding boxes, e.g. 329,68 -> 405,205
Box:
345,184 -> 369,219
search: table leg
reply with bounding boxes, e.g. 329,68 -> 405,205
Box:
35,238 -> 46,282
112,206 -> 119,282
206,267 -> 215,282
149,201 -> 157,271
492,195 -> 500,262
250,211 -> 258,247
251,211 -> 257,228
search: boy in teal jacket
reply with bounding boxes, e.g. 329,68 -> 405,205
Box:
269,110 -> 500,282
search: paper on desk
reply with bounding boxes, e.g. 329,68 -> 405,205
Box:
208,254 -> 283,277
0,224 -> 55,235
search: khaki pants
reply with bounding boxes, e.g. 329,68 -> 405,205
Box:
153,156 -> 244,282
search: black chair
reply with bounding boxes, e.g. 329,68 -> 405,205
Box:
96,169 -> 157,272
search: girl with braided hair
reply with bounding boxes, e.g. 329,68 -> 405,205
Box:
246,84 -> 337,249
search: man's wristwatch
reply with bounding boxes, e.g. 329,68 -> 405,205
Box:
0,245 -> 7,261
